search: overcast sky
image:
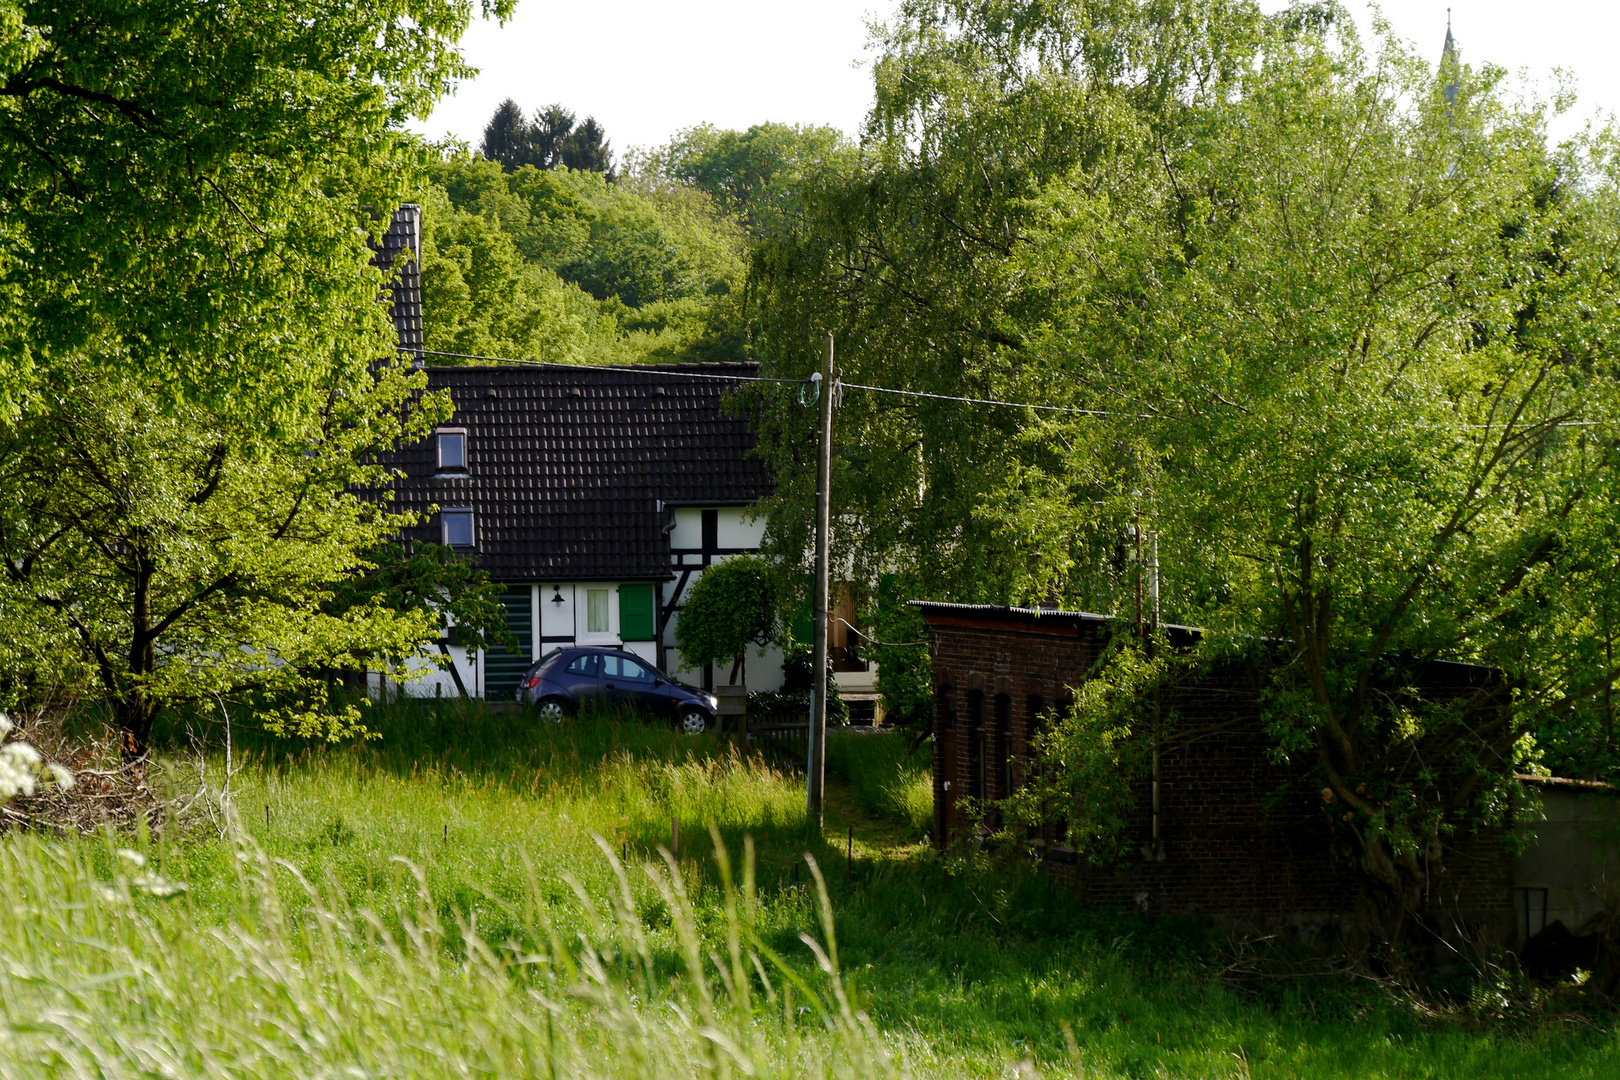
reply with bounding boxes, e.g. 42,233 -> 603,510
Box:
408,1 -> 1620,157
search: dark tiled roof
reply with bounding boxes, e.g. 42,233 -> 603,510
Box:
383,363 -> 773,581
369,204 -> 770,581
373,205 -> 424,359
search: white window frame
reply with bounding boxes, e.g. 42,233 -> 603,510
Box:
441,507 -> 475,548
436,428 -> 468,472
578,584 -> 619,644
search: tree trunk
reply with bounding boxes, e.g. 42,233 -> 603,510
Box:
116,692 -> 158,761
1357,832 -> 1435,968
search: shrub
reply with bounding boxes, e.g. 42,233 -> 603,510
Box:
752,640 -> 847,724
674,555 -> 776,684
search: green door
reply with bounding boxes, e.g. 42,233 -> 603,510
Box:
483,588 -> 532,700
619,582 -> 655,641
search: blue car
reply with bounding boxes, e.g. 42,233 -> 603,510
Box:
517,647 -> 719,734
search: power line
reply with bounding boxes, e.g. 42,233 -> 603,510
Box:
838,380 -> 1154,418
834,615 -> 926,648
402,346 -> 1112,411
399,348 -> 1611,429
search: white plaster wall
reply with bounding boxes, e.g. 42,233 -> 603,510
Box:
669,507 -> 764,552
540,583 -> 575,638
389,643 -> 480,699
658,547 -> 788,693
366,501 -> 796,699
717,507 -> 765,548
669,508 -> 704,550
833,669 -> 878,695
529,584 -> 541,662
665,642 -> 786,693
750,644 -> 786,692
623,640 -> 658,666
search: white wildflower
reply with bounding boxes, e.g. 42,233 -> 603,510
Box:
47,763 -> 74,790
116,848 -> 147,868
132,874 -> 188,898
0,741 -> 44,801
0,712 -> 12,737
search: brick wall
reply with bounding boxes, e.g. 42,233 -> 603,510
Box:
922,606 -> 1513,938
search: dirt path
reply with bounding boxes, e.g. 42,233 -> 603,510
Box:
821,775 -> 929,863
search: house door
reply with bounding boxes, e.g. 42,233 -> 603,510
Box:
939,727 -> 958,847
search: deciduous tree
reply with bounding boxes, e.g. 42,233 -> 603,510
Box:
0,0 -> 514,749
0,361 -> 450,755
749,0 -> 1620,950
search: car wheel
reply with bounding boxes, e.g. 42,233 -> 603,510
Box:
536,698 -> 570,724
678,708 -> 710,735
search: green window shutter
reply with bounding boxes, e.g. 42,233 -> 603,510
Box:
791,603 -> 813,646
619,582 -> 655,641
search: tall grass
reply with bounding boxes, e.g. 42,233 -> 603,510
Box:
0,832 -> 904,1080
5,701 -> 1616,1079
163,707 -> 817,949
825,730 -> 932,838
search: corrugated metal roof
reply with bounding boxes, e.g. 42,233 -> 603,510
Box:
910,601 -> 1208,633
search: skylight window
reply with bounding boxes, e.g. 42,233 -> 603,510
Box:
437,430 -> 467,472
441,509 -> 475,548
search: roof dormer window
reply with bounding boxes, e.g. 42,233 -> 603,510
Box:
441,508 -> 475,548
437,429 -> 467,472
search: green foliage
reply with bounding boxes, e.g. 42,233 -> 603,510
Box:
0,830 -> 886,1079
1001,636 -> 1175,861
748,0 -> 1620,940
563,173 -> 746,309
0,0 -> 512,422
417,153 -> 747,365
754,640 -> 849,724
744,0 -> 1243,606
0,0 -> 509,748
6,711 -> 1616,1078
675,555 -> 777,682
866,577 -> 933,728
418,177 -> 618,364
994,13 -> 1610,930
0,361 -> 450,751
825,729 -> 933,838
633,122 -> 854,238
327,540 -> 513,657
480,99 -> 614,174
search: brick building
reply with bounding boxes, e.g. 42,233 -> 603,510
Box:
915,602 -> 1514,938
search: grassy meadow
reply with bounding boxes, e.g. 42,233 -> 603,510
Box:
0,702 -> 1616,1079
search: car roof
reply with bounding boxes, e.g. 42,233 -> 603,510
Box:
536,645 -> 643,662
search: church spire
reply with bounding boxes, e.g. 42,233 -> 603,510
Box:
1440,10 -> 1459,107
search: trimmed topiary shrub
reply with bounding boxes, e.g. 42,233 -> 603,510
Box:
674,555 -> 776,685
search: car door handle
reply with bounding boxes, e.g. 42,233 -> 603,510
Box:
605,682 -> 616,689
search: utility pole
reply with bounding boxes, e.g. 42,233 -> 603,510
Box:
807,331 -> 835,830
